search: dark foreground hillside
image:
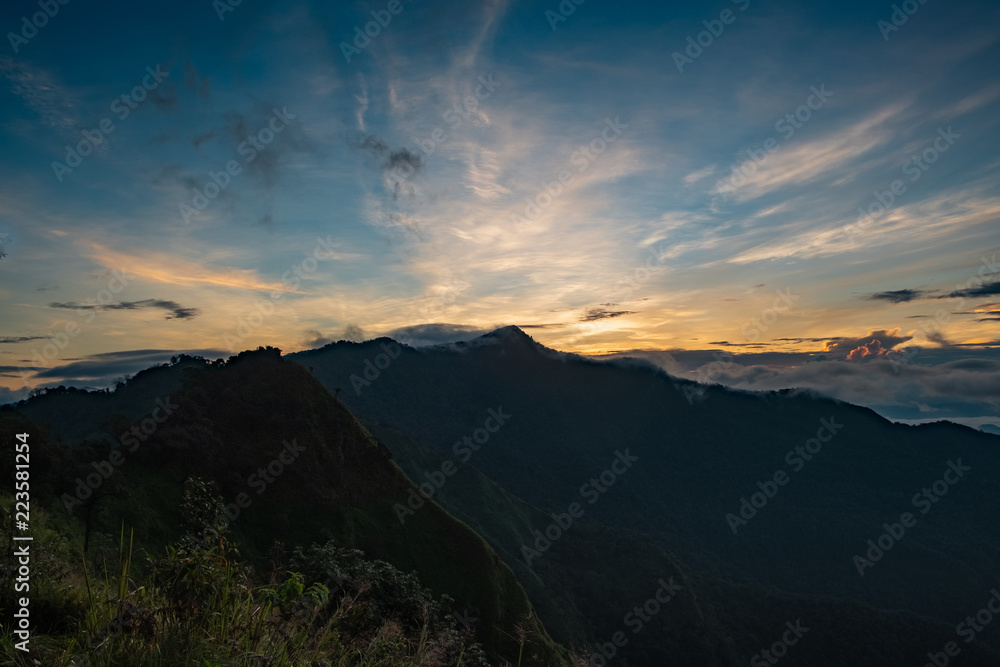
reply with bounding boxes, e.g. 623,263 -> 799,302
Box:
1,349 -> 569,666
4,344 -> 1000,665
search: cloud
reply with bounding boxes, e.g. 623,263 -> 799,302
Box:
352,132 -> 424,186
945,280 -> 1000,299
384,323 -> 488,348
846,339 -> 895,361
602,345 -> 1000,423
385,148 -> 423,177
823,329 -> 913,358
0,336 -> 47,344
342,324 -> 365,343
177,103 -> 316,225
925,331 -> 952,347
48,299 -> 201,320
581,305 -> 636,322
29,348 -> 228,383
0,366 -> 44,378
964,302 -> 1000,315
81,243 -> 303,293
0,385 -> 29,406
301,329 -> 333,348
0,56 -> 81,135
718,103 -> 905,204
149,83 -> 178,110
683,166 -> 715,185
867,289 -> 926,303
192,110 -> 249,148
774,337 -> 847,345
184,61 -> 211,100
301,323 -> 367,349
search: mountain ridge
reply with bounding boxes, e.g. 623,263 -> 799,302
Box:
291,327 -> 1000,660
3,349 -> 571,665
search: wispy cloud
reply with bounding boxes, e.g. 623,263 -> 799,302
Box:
0,56 -> 81,135
580,305 -> 635,322
49,299 -> 201,320
716,103 -> 907,204
867,289 -> 927,303
81,243 -> 304,294
0,336 -> 47,344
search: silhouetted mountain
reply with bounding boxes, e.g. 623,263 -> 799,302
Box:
292,326 -> 1000,663
6,338 -> 999,665
1,349 -> 569,665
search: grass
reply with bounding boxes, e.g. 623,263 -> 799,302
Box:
0,479 -> 496,666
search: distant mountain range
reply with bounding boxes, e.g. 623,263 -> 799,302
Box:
3,328 -> 998,665
292,325 -> 1000,664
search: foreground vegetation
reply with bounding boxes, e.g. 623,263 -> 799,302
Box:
1,478 -> 497,666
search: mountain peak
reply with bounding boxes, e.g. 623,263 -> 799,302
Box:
481,325 -> 534,342
476,325 -> 551,352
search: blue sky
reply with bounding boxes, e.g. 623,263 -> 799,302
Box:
1,0 -> 999,424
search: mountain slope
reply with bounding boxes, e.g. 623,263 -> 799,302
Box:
4,348 -> 571,666
291,328 -> 1000,650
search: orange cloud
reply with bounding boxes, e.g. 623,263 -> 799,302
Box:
846,339 -> 890,361
81,243 -> 303,294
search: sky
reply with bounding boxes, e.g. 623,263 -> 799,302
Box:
1,0 -> 998,425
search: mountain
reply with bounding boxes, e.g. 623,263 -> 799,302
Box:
1,349 -> 570,665
6,334 -> 1000,665
291,327 -> 1000,662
